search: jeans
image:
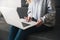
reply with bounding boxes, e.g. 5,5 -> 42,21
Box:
8,25 -> 49,40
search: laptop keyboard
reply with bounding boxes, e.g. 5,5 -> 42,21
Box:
21,22 -> 30,27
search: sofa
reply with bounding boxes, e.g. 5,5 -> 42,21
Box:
17,0 -> 60,40
0,0 -> 60,40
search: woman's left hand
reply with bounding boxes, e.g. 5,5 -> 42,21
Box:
35,19 -> 43,27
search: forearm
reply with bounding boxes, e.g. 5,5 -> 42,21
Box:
41,0 -> 56,27
41,11 -> 56,27
27,3 -> 33,18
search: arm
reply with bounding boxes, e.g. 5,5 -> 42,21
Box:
27,3 -> 32,18
41,0 -> 56,27
24,3 -> 33,22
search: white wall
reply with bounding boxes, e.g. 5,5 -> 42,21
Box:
0,0 -> 21,8
0,0 -> 21,16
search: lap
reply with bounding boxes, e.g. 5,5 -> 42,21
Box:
10,24 -> 48,34
9,25 -> 50,40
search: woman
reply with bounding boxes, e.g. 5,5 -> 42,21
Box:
8,0 -> 55,40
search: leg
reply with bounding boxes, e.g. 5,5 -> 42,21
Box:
14,25 -> 49,40
8,25 -> 19,40
14,29 -> 27,40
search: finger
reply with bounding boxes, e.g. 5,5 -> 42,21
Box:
36,21 -> 40,25
24,17 -> 28,21
24,17 -> 30,22
24,17 -> 27,19
24,17 -> 32,22
35,22 -> 42,27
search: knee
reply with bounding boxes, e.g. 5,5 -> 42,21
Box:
14,29 -> 27,40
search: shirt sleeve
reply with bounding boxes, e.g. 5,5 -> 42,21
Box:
41,0 -> 56,27
27,3 -> 32,18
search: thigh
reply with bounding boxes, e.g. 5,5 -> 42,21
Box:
8,25 -> 19,40
25,25 -> 48,34
14,25 -> 48,40
14,29 -> 27,40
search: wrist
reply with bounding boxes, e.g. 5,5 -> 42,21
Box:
40,16 -> 46,23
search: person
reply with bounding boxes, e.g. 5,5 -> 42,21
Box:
8,0 -> 56,40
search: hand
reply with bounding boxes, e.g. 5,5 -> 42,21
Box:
24,16 -> 32,22
35,19 -> 43,27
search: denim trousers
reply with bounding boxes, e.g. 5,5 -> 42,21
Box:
8,25 -> 49,40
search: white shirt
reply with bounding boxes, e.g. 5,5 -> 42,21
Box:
28,0 -> 52,20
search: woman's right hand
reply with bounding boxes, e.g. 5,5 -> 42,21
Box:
24,16 -> 32,22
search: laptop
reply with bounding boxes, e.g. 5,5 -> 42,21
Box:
0,7 -> 37,30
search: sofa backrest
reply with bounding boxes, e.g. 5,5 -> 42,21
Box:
17,7 -> 28,18
21,0 -> 28,7
17,0 -> 28,18
55,0 -> 60,26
